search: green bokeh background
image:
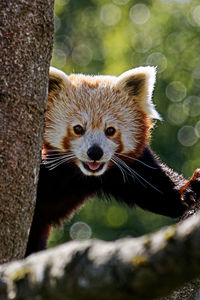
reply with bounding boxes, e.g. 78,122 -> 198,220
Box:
48,0 -> 200,248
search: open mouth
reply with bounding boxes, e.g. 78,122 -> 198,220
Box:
82,161 -> 105,173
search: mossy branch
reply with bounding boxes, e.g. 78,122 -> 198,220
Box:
1,213 -> 200,300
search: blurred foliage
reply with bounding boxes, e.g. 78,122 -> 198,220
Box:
48,0 -> 200,248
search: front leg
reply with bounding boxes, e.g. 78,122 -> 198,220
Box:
103,147 -> 189,218
25,210 -> 52,256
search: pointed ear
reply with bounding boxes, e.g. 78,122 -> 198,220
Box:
115,66 -> 161,120
49,67 -> 70,95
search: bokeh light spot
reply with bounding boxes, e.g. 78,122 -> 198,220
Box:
166,32 -> 187,54
113,0 -> 129,5
51,48 -> 67,68
166,81 -> 186,102
56,0 -> 69,6
72,44 -> 93,66
167,103 -> 187,125
130,4 -> 150,25
160,0 -> 190,2
177,126 -> 198,147
106,206 -> 128,227
146,52 -> 167,73
132,33 -> 152,53
70,222 -> 92,240
192,6 -> 200,26
192,64 -> 200,79
183,96 -> 200,117
100,4 -> 121,26
195,120 -> 200,138
54,15 -> 61,33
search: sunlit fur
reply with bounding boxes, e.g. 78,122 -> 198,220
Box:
26,67 -> 191,256
44,66 -> 159,176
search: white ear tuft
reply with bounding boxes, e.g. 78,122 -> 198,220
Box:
115,66 -> 161,120
49,67 -> 70,93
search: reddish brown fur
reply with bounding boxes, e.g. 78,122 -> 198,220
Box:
112,131 -> 124,154
91,116 -> 103,130
26,67 -> 200,257
45,83 -> 153,159
62,127 -> 78,150
122,112 -> 153,161
180,169 -> 200,201
68,74 -> 111,87
42,140 -> 57,154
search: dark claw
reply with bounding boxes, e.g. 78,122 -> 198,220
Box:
182,189 -> 196,208
189,169 -> 200,194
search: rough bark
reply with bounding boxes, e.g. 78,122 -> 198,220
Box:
1,213 -> 200,300
159,200 -> 200,300
160,280 -> 200,300
0,0 -> 54,263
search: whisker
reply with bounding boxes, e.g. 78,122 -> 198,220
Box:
42,155 -> 74,163
113,156 -> 136,184
131,168 -> 161,193
42,158 -> 68,165
42,149 -> 67,152
42,153 -> 76,170
114,156 -> 161,193
42,151 -> 74,157
114,156 -> 145,187
42,154 -> 74,162
48,157 -> 75,170
116,153 -> 157,170
42,153 -> 73,157
111,157 -> 127,183
48,161 -> 68,170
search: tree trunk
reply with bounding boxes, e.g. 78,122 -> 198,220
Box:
0,0 -> 54,263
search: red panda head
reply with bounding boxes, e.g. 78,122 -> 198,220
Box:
43,67 -> 161,176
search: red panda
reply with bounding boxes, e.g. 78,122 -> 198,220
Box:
25,66 -> 200,256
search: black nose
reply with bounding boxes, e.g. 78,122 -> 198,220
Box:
87,145 -> 103,161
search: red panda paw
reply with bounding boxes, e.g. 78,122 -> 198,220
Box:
180,169 -> 200,214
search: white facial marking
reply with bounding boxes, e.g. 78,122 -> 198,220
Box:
71,129 -> 118,176
115,66 -> 161,120
45,66 -> 160,176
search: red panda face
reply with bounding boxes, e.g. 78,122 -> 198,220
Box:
42,67 -> 161,176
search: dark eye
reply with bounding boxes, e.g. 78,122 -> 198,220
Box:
73,125 -> 85,135
105,127 -> 116,137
